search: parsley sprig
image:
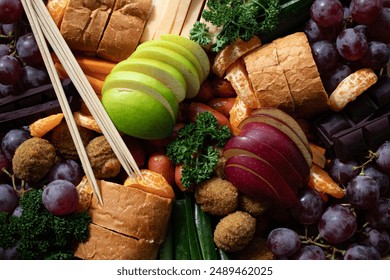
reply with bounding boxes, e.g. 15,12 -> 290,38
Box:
190,0 -> 281,52
166,112 -> 231,188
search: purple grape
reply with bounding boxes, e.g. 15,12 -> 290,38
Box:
0,55 -> 23,85
327,158 -> 359,185
0,0 -> 23,24
346,175 -> 380,209
42,179 -> 79,216
364,165 -> 389,196
21,65 -> 49,89
375,141 -> 390,174
1,128 -> 31,161
310,0 -> 344,27
350,0 -> 384,25
294,245 -> 326,260
16,32 -> 43,66
311,40 -> 338,73
344,244 -> 381,259
0,44 -> 9,56
318,204 -> 357,243
0,148 -> 9,172
353,24 -> 371,40
336,28 -> 368,61
0,183 -> 19,214
368,8 -> 390,44
267,228 -> 301,257
362,227 -> 390,256
291,188 -> 325,225
11,204 -> 22,217
304,19 -> 337,43
360,41 -> 390,70
48,159 -> 84,186
321,63 -> 352,93
366,197 -> 390,229
0,83 -> 17,97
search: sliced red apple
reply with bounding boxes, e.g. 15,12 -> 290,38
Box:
239,122 -> 310,178
239,112 -> 312,167
225,155 -> 299,207
223,135 -> 303,192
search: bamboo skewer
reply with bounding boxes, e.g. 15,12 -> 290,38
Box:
21,0 -> 144,204
20,0 -> 103,204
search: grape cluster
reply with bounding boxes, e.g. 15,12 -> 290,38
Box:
266,140 -> 390,260
305,0 -> 390,93
0,0 -> 49,98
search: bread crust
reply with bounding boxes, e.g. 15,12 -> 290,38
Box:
273,32 -> 329,118
74,223 -> 160,260
97,0 -> 153,62
243,42 -> 295,114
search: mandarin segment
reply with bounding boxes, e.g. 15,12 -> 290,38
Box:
308,163 -> 346,199
29,113 -> 64,138
124,169 -> 175,199
229,97 -> 253,136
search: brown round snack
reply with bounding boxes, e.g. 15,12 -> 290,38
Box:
86,135 -> 121,179
214,211 -> 256,252
50,120 -> 95,160
195,177 -> 238,216
12,137 -> 56,182
238,193 -> 269,216
232,236 -> 274,260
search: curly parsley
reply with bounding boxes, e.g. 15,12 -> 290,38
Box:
166,112 -> 231,188
190,0 -> 281,52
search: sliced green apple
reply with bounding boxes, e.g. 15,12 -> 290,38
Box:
111,58 -> 187,102
137,40 -> 204,83
130,45 -> 200,99
101,88 -> 174,140
159,34 -> 210,80
102,71 -> 178,121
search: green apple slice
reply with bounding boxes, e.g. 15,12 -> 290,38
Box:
111,58 -> 186,102
130,45 -> 200,99
102,88 -> 174,140
159,34 -> 210,80
137,40 -> 204,83
102,71 -> 178,121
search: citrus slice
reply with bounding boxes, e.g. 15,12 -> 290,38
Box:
124,169 -> 175,199
308,163 -> 346,199
229,97 -> 253,135
29,113 -> 64,138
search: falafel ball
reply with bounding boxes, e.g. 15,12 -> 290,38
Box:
232,236 -> 274,260
195,177 -> 238,216
238,193 -> 270,216
12,137 -> 56,182
214,211 -> 256,252
86,135 -> 121,179
50,120 -> 95,160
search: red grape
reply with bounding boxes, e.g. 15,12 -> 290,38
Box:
360,41 -> 390,70
294,245 -> 326,260
291,188 -> 325,225
1,128 -> 31,161
310,0 -> 344,27
311,40 -> 338,72
267,228 -> 301,257
368,7 -> 390,43
16,32 -> 43,66
0,183 -> 19,214
336,28 -> 368,61
304,19 -> 337,43
344,244 -> 381,259
375,141 -> 390,174
42,179 -> 79,216
0,0 -> 23,24
346,175 -> 380,209
0,55 -> 23,85
350,0 -> 384,25
48,159 -> 84,186
366,197 -> 390,229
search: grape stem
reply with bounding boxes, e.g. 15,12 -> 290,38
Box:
2,168 -> 30,197
352,150 -> 378,175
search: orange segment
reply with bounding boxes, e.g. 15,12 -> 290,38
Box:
308,163 -> 345,199
46,0 -> 69,27
309,142 -> 327,168
229,96 -> 253,135
29,113 -> 64,137
124,169 -> 175,199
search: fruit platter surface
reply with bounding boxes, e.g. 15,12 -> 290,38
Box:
1,0 -> 390,260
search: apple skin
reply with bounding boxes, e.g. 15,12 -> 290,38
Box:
101,87 -> 174,140
239,122 -> 310,178
223,135 -> 303,192
225,155 -> 299,207
111,58 -> 187,103
239,112 -> 312,167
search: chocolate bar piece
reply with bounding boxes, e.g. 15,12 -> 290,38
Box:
0,79 -> 79,130
313,75 -> 390,161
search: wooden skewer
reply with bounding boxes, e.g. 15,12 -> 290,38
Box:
29,0 -> 142,181
20,0 -> 103,204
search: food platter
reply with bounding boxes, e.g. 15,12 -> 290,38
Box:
1,0 -> 390,261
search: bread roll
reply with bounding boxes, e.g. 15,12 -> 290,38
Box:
243,42 -> 295,114
60,0 -> 116,53
74,223 -> 160,260
97,0 -> 153,62
273,32 -> 329,118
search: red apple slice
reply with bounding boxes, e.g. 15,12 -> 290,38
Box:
239,122 -> 310,178
223,135 -> 303,192
225,155 -> 299,207
239,112 -> 312,167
